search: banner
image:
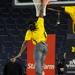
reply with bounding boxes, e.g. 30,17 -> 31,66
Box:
26,34 -> 56,75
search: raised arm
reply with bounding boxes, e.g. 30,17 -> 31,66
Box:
39,0 -> 49,17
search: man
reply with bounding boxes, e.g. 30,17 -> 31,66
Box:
10,11 -> 48,75
10,18 -> 48,75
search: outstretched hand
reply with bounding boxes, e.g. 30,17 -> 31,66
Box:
10,53 -> 21,63
10,57 -> 17,63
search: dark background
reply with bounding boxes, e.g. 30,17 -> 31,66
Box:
0,0 -> 73,75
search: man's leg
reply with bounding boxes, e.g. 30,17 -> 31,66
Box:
34,45 -> 43,75
41,42 -> 48,75
34,42 -> 48,75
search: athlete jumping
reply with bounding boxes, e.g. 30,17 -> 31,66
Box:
10,0 -> 49,75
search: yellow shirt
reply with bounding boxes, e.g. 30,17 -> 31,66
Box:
65,6 -> 75,23
25,17 -> 47,45
65,6 -> 75,33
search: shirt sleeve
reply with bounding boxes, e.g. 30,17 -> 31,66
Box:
25,30 -> 32,41
36,17 -> 44,31
37,17 -> 44,23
